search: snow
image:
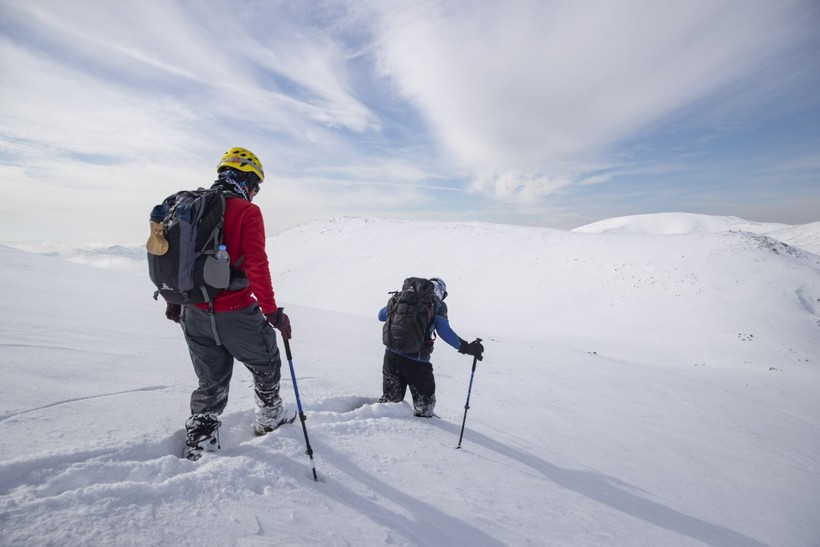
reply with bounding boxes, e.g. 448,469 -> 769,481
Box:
765,221 -> 820,257
2,214 -> 820,546
572,212 -> 789,235
573,212 -> 820,256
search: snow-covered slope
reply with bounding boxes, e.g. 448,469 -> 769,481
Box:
765,221 -> 820,256
268,217 -> 818,366
1,217 -> 819,546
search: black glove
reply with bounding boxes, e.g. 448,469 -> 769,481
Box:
266,308 -> 292,340
458,338 -> 484,361
165,302 -> 181,323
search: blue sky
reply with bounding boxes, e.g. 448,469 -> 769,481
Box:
1,0 -> 819,246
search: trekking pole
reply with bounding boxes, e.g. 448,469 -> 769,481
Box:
283,337 -> 318,482
456,338 -> 482,449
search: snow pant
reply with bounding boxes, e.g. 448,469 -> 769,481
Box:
381,350 -> 436,417
181,303 -> 282,416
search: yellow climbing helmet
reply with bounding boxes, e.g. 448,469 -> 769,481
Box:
216,147 -> 264,182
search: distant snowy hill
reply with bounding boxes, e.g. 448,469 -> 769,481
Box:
2,217 -> 819,545
573,212 -> 820,255
13,243 -> 148,274
573,212 -> 787,235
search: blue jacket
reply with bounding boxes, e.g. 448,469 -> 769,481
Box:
378,299 -> 461,362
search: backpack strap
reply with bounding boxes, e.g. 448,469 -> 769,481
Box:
197,191 -> 226,258
427,299 -> 442,340
198,286 -> 223,347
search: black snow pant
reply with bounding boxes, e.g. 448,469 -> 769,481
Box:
181,303 -> 282,416
381,350 -> 436,417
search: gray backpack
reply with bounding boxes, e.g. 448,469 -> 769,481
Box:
382,277 -> 438,354
147,189 -> 245,304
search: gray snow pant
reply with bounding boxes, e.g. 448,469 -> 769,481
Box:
181,303 -> 282,416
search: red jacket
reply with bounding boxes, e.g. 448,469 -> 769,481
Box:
193,196 -> 278,315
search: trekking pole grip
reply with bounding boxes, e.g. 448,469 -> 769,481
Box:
278,308 -> 293,360
284,335 -> 293,361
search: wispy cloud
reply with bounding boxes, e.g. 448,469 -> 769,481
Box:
0,0 -> 818,244
358,0 -> 819,200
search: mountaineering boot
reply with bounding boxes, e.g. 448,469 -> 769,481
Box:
183,413 -> 221,461
254,387 -> 294,436
413,394 -> 436,418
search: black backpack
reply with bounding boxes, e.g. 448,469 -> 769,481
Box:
146,188 -> 245,305
382,277 -> 439,355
